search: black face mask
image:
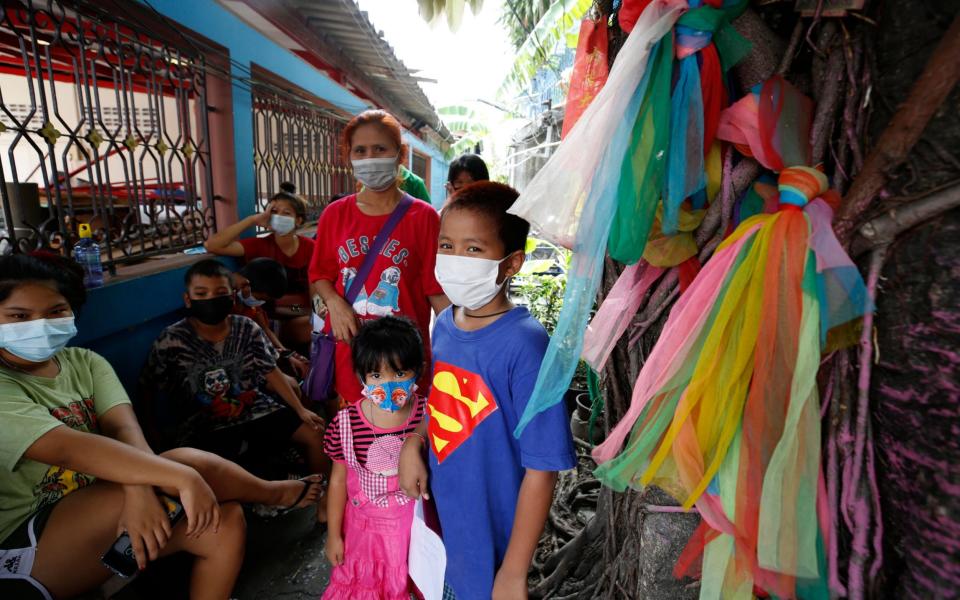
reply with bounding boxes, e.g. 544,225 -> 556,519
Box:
188,295 -> 234,325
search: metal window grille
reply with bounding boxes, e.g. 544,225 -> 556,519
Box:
0,0 -> 216,270
252,84 -> 351,222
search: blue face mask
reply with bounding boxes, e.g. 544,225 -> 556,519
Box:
0,317 -> 77,363
237,290 -> 265,308
362,378 -> 417,412
270,214 -> 297,236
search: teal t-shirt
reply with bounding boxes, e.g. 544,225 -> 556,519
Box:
0,347 -> 130,543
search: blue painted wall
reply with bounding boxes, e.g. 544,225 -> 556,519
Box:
73,256 -> 239,394
404,132 -> 450,210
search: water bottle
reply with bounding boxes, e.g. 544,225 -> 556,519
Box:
72,223 -> 104,288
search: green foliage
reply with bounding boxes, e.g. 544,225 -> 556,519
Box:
500,0 -> 554,50
438,105 -> 491,160
513,237 -> 570,335
515,270 -> 566,335
498,0 -> 593,98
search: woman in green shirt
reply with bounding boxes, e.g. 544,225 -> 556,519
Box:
0,253 -> 322,600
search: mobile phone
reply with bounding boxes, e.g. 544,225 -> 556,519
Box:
101,494 -> 184,578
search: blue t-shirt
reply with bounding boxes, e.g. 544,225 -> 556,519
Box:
427,307 -> 576,599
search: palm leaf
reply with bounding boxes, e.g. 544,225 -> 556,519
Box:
498,0 -> 592,97
417,0 -> 485,29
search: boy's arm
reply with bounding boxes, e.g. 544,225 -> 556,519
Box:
264,368 -> 324,431
399,420 -> 430,500
492,468 -> 558,600
324,462 -> 347,566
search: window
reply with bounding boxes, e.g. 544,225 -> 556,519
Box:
251,81 -> 352,222
411,150 -> 430,187
0,0 -> 217,270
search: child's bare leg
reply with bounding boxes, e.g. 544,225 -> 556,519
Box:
160,447 -> 320,508
31,482 -> 246,600
31,482 -> 125,598
161,501 -> 246,600
291,423 -> 331,522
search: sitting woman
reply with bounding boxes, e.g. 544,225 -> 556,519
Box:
204,182 -> 314,351
232,258 -> 309,379
0,253 -> 321,600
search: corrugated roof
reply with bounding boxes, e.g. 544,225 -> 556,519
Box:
286,0 -> 452,144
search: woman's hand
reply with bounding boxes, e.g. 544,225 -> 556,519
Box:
297,407 -> 326,432
326,295 -> 359,342
492,567 -> 529,600
325,533 -> 344,566
175,468 -> 221,538
118,485 -> 172,570
398,437 -> 429,500
251,201 -> 275,229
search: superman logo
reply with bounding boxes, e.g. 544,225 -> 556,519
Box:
428,361 -> 498,463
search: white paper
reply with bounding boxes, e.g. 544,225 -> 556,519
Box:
408,499 -> 446,600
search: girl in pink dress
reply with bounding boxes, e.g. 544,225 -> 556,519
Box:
322,316 -> 426,599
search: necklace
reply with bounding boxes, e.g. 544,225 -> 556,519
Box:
0,353 -> 60,376
463,307 -> 512,319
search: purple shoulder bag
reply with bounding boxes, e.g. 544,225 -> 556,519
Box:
303,194 -> 414,403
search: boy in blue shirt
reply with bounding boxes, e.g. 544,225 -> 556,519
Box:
399,182 -> 576,599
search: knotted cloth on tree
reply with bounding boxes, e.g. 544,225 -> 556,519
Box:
508,0 -> 751,437
591,78 -> 872,600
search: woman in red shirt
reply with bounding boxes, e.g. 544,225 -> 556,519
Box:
205,183 -> 314,349
310,110 -> 450,405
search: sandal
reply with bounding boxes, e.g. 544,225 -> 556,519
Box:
278,475 -> 321,515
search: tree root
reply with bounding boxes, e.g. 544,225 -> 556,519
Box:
854,181 -> 960,254
810,22 -> 845,165
834,13 -> 960,245
731,8 -> 787,88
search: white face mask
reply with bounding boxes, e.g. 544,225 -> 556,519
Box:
270,214 -> 296,235
435,254 -> 510,310
352,156 -> 399,192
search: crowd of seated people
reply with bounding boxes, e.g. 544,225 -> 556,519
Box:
0,252 -> 323,600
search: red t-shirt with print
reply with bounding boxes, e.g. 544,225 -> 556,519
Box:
239,234 -> 315,295
308,194 -> 443,402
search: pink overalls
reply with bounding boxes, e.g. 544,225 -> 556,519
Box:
322,407 -> 416,600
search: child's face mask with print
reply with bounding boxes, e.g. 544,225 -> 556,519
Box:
361,377 -> 417,412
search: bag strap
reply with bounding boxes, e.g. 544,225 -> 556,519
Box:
344,193 -> 414,304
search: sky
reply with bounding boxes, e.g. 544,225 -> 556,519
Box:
355,0 -> 514,110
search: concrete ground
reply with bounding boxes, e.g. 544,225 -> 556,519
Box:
234,508 -> 331,599
89,506 -> 331,600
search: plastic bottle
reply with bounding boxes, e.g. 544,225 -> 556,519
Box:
72,223 -> 104,288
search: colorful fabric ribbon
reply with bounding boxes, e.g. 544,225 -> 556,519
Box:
582,261 -> 666,372
562,17 -> 610,139
593,166 -> 870,599
509,0 -> 687,437
607,35 -> 674,264
662,0 -> 750,235
717,76 -> 814,171
594,73 -> 867,599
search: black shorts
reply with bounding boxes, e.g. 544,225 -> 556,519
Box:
188,407 -> 303,465
0,504 -> 56,600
